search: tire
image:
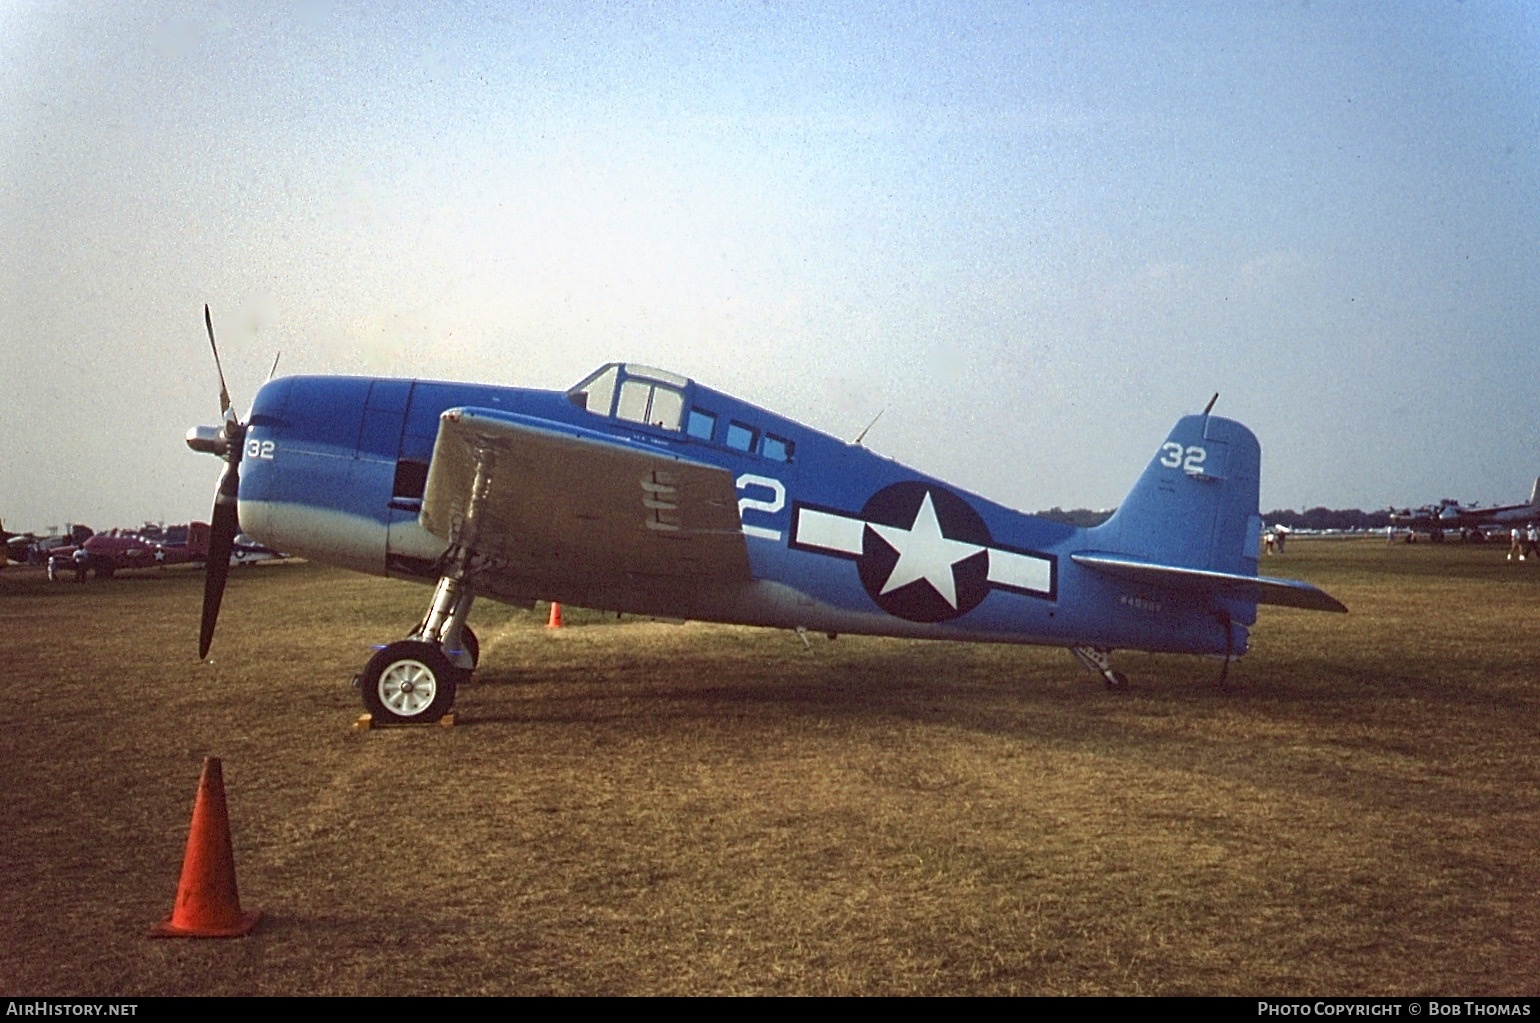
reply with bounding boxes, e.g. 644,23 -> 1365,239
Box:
360,641 -> 458,724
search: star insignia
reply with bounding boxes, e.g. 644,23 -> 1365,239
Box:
867,492 -> 984,608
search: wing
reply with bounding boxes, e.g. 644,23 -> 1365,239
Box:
1071,552 -> 1348,613
1468,500 -> 1534,523
420,407 -> 751,582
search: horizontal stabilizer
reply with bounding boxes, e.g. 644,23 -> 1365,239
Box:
1072,552 -> 1348,613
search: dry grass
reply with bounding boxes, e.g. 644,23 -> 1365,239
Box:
1,539 -> 1537,995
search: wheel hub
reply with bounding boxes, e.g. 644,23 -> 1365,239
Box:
378,659 -> 437,716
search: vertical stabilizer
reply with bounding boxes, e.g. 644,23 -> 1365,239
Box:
1087,414 -> 1262,580
1073,413 -> 1345,619
186,521 -> 212,559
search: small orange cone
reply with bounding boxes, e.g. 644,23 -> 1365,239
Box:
150,757 -> 261,938
546,601 -> 564,629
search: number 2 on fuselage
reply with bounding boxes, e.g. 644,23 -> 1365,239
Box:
736,473 -> 786,541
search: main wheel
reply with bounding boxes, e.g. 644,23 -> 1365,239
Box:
360,640 -> 458,724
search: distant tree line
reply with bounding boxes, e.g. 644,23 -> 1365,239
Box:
1262,508 -> 1391,531
1033,507 -> 1392,531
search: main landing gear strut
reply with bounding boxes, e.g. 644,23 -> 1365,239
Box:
357,548 -> 481,724
1070,646 -> 1128,690
1070,611 -> 1239,693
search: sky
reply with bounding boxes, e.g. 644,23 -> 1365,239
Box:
2,1 -> 1537,533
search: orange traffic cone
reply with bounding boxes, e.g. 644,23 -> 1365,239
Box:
150,757 -> 261,938
546,601 -> 564,629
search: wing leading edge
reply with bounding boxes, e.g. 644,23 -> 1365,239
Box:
420,407 -> 751,582
1070,552 -> 1348,613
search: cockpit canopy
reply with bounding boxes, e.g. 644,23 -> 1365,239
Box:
566,363 -> 690,432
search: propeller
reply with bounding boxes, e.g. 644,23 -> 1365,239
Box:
207,304 -> 233,419
193,304 -> 247,659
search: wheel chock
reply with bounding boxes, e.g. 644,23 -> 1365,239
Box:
150,757 -> 261,938
352,711 -> 455,730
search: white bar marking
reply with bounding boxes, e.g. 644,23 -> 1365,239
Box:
794,508 -> 866,555
987,548 -> 1052,594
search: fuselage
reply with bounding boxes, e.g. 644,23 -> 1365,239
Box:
233,365 -> 1249,657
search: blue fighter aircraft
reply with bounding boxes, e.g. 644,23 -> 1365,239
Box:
188,310 -> 1345,724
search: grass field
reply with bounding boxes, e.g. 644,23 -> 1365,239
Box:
1,539 -> 1537,995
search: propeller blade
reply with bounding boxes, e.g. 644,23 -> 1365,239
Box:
206,304 -> 233,418
198,458 -> 240,659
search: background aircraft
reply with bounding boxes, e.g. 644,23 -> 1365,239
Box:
1388,480 -> 1540,541
6,524 -> 94,566
230,533 -> 287,566
45,523 -> 209,580
188,313 -> 1345,725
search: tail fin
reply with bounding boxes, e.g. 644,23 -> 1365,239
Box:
1079,413 -> 1345,615
1091,413 -> 1261,576
186,521 -> 211,558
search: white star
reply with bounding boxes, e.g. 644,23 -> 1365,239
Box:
868,492 -> 985,609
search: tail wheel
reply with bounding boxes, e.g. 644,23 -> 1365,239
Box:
360,640 -> 458,724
